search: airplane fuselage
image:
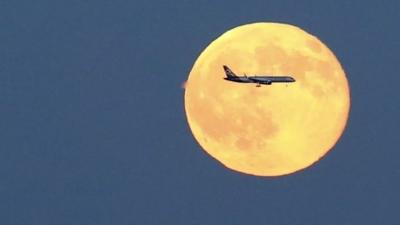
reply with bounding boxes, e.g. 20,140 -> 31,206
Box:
224,76 -> 295,85
223,65 -> 295,86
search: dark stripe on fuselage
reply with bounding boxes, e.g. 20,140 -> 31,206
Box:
249,76 -> 295,82
224,77 -> 252,83
225,76 -> 295,83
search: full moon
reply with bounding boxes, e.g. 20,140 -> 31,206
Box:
184,23 -> 350,176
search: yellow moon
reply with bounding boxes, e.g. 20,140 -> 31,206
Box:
184,23 -> 350,176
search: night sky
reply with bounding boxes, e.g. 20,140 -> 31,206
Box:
1,1 -> 399,224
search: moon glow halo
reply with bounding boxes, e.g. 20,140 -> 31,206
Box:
184,23 -> 350,176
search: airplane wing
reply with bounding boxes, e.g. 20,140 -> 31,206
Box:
249,77 -> 269,81
249,77 -> 272,84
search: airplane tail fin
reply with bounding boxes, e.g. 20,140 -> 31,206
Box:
223,65 -> 237,78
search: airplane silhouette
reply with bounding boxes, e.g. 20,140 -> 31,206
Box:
223,65 -> 295,87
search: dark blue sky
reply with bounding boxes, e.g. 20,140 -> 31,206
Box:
1,1 -> 399,224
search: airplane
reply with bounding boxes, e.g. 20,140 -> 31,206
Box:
223,65 -> 295,87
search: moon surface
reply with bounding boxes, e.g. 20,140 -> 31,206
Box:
184,23 -> 350,176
